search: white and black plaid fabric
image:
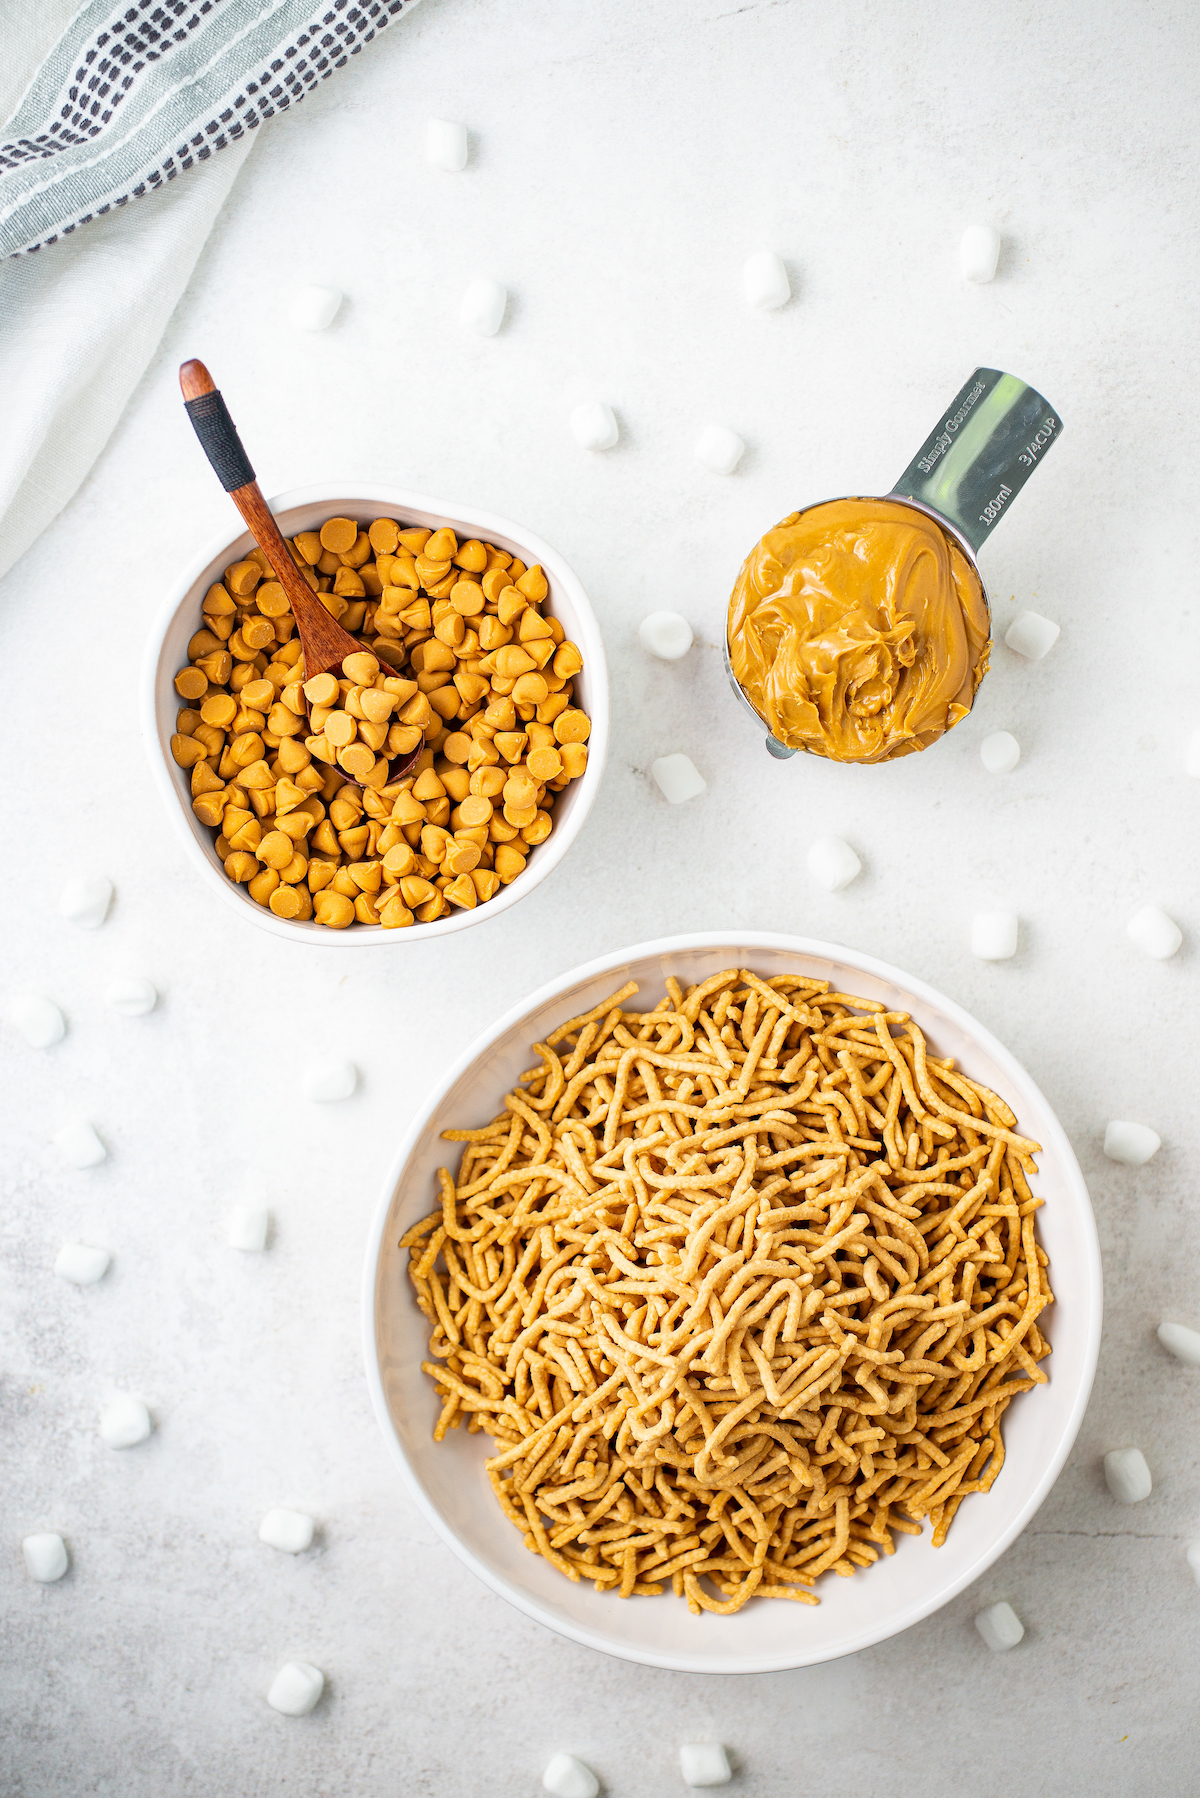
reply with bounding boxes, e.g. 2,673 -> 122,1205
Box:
0,0 -> 418,257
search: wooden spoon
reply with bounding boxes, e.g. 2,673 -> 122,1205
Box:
179,358 -> 422,782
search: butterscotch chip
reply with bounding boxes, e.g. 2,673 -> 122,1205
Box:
455,794 -> 493,829
269,884 -> 312,920
517,609 -> 552,642
257,830 -> 294,870
526,746 -> 563,782
379,891 -> 415,928
319,516 -> 358,555
512,672 -> 549,706
241,678 -> 275,710
493,843 -> 527,884
342,650 -> 379,685
450,580 -> 484,616
171,733 -> 207,768
314,890 -> 355,928
492,644 -> 537,678
424,527 -> 458,562
553,708 -> 591,744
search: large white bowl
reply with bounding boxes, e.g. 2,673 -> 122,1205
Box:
363,931 -> 1102,1673
141,484 -> 609,943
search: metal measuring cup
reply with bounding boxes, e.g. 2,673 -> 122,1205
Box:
724,367 -> 1063,759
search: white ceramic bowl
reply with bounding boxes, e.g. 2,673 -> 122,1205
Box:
363,931 -> 1102,1673
141,484 -> 609,942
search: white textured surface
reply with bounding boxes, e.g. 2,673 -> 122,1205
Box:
2,1 -> 1200,1792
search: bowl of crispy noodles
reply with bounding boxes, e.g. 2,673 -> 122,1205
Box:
363,931 -> 1101,1672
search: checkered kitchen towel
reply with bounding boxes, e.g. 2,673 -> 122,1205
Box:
0,0 -> 421,582
1,0 -> 417,258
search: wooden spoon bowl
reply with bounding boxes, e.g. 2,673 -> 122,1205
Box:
179,358 -> 422,784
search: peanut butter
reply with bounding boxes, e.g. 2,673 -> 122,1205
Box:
727,497 -> 990,762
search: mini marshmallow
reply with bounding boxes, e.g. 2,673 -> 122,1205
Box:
99,1395 -> 152,1449
59,875 -> 112,929
105,978 -> 157,1017
680,1743 -> 732,1787
542,1753 -> 598,1798
960,224 -> 1001,284
229,1206 -> 269,1252
638,611 -> 693,660
9,995 -> 65,1048
1186,730 -> 1200,779
980,730 -> 1020,774
743,250 -> 790,310
1158,1320 -> 1200,1366
266,1661 -> 324,1716
55,1241 -> 110,1285
260,1508 -> 315,1554
23,1533 -> 68,1583
570,401 -> 619,452
426,117 -> 468,171
54,1121 -> 107,1168
974,1599 -> 1024,1652
1187,1541 -> 1200,1587
1004,611 -> 1059,661
807,835 -> 861,892
460,278 -> 507,337
290,285 -> 342,331
694,425 -> 745,475
971,911 -> 1018,961
1104,1120 -> 1161,1166
650,754 -> 707,804
1127,905 -> 1182,961
303,1058 -> 357,1103
1104,1446 -> 1152,1504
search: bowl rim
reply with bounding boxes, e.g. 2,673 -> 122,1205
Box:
361,929 -> 1103,1673
139,481 -> 609,945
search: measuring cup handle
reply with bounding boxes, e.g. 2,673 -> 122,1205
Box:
890,368 -> 1062,554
